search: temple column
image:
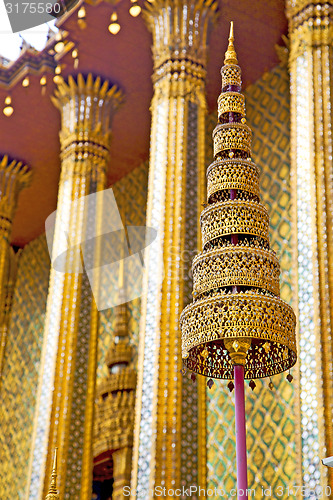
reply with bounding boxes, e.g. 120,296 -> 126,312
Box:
131,1 -> 217,497
0,155 -> 32,379
287,0 -> 333,491
26,74 -> 122,500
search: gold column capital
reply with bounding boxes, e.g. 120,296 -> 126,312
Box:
0,155 -> 32,234
286,0 -> 331,18
286,0 -> 333,60
143,0 -> 218,83
52,73 -> 123,152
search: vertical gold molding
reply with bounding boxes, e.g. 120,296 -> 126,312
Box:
287,0 -> 333,491
0,155 -> 32,380
197,100 -> 207,492
132,1 -> 217,497
289,60 -> 304,499
26,74 -> 122,500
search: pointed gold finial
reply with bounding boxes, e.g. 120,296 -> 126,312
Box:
45,448 -> 59,500
224,21 -> 238,65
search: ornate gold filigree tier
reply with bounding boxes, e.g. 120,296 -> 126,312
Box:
213,123 -> 252,157
181,292 -> 296,379
221,64 -> 242,88
192,246 -> 280,297
206,159 -> 260,202
218,92 -> 245,117
180,23 -> 296,380
200,200 -> 269,248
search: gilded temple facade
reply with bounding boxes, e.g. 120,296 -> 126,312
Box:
0,0 -> 333,499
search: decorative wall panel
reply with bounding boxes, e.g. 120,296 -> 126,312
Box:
0,234 -> 50,499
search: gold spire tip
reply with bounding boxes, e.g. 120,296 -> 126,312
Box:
45,448 -> 59,500
224,21 -> 238,66
229,20 -> 234,40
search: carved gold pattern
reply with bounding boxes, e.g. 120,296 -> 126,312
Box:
207,159 -> 260,202
213,123 -> 252,157
180,26 -> 297,380
218,92 -> 245,118
132,1 -> 217,497
26,73 -> 122,500
192,246 -> 280,297
288,0 -> 333,491
200,200 -> 270,248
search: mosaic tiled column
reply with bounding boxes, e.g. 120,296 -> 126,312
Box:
0,155 -> 32,380
131,1 -> 217,497
287,0 -> 333,493
26,74 -> 122,500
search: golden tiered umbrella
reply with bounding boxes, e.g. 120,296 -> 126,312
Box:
180,22 -> 296,495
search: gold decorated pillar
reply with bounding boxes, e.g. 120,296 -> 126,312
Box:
132,1 -> 217,497
0,155 -> 32,379
26,74 -> 122,500
287,0 -> 333,492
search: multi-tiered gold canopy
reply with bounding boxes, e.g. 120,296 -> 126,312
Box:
180,23 -> 297,380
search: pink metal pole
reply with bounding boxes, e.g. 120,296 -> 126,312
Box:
234,364 -> 248,498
